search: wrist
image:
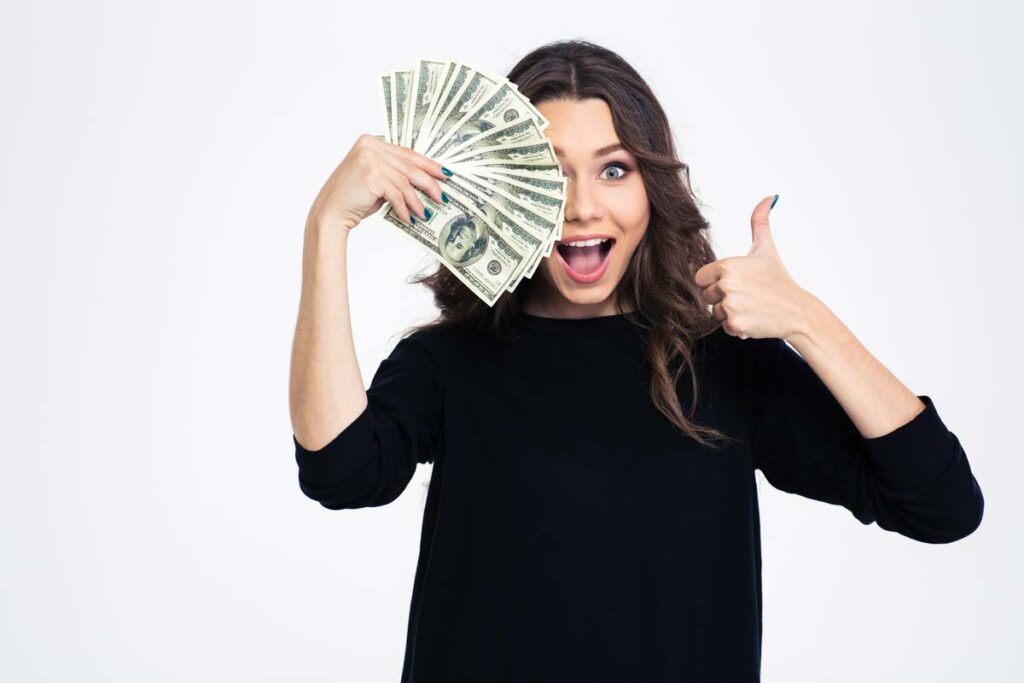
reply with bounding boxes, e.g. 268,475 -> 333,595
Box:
306,213 -> 356,236
302,217 -> 351,269
785,290 -> 847,354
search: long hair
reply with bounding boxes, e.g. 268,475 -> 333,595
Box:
404,39 -> 740,450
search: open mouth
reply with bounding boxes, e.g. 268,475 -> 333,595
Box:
555,237 -> 615,283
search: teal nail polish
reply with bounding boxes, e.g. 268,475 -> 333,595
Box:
423,207 -> 432,219
441,166 -> 454,177
441,192 -> 450,203
410,216 -> 416,224
770,194 -> 779,210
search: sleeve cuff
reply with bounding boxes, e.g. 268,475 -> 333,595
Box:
293,403 -> 377,490
860,394 -> 959,492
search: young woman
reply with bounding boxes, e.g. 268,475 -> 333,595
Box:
289,40 -> 984,682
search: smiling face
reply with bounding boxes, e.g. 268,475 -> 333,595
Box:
520,97 -> 650,318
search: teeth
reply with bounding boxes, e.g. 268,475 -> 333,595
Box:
564,238 -> 609,247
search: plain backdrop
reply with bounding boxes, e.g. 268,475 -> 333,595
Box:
2,0 -> 1021,680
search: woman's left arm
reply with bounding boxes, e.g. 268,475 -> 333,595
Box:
698,195 -> 931,438
697,195 -> 984,543
786,291 -> 928,439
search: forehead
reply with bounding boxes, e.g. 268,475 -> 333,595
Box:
536,98 -> 621,156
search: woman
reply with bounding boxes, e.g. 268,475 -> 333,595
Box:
289,40 -> 984,682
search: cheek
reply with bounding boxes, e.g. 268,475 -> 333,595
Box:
606,184 -> 647,235
607,184 -> 650,245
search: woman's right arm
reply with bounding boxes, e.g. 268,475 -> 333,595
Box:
289,133 -> 448,451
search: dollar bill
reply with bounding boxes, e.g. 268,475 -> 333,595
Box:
375,59 -> 569,304
413,62 -> 471,154
461,164 -> 567,200
438,183 -> 536,292
447,158 -> 564,179
379,73 -> 394,144
444,139 -> 559,166
392,69 -> 412,146
430,81 -> 551,160
404,59 -> 452,154
382,185 -> 526,306
444,177 -> 564,291
440,117 -> 547,163
422,67 -> 505,158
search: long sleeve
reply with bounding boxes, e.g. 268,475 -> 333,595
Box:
293,334 -> 444,510
750,337 -> 984,544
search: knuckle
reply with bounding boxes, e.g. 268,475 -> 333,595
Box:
411,169 -> 432,188
366,169 -> 384,190
353,146 -> 375,166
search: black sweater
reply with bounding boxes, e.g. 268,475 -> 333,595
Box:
293,311 -> 984,682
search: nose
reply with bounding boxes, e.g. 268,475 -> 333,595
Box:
563,177 -> 603,224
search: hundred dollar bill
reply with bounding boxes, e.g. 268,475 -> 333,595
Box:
413,62 -> 471,154
439,183 -> 537,292
443,177 -> 546,261
444,139 -> 559,166
431,81 -> 551,160
442,174 -> 564,291
453,161 -> 565,179
423,67 -> 505,159
379,73 -> 394,144
524,220 -> 566,279
373,58 -> 571,303
404,59 -> 452,154
455,160 -> 569,275
381,186 -> 525,306
439,117 -> 546,163
461,164 -> 567,200
465,167 -> 566,274
392,69 -> 413,147
444,171 -> 560,248
459,166 -> 566,221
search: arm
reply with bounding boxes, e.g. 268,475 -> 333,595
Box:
289,219 -> 366,452
786,291 -> 928,439
289,219 -> 444,510
288,134 -> 449,508
752,296 -> 984,544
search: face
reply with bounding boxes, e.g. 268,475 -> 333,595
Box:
524,97 -> 650,317
445,223 -> 474,261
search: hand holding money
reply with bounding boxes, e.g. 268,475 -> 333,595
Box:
306,133 -> 449,233
377,59 -> 569,306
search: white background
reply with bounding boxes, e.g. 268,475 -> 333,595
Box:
2,0 -> 1021,680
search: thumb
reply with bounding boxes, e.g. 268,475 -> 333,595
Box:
748,194 -> 779,255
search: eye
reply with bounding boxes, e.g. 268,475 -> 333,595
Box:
600,162 -> 631,181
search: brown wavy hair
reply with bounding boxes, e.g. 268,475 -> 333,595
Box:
404,39 -> 739,450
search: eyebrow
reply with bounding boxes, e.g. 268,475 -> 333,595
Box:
552,142 -> 625,158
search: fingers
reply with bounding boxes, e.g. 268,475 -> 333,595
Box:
701,281 -> 725,306
379,162 -> 428,223
378,150 -> 447,206
358,133 -> 450,225
385,141 -> 450,180
378,177 -> 413,226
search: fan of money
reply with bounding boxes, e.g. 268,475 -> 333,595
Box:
375,59 -> 568,307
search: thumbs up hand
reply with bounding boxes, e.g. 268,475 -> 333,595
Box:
694,195 -> 815,341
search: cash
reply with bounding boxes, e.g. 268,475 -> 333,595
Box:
376,59 -> 568,306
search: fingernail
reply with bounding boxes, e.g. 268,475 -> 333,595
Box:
423,207 -> 433,219
441,166 -> 454,177
410,216 -> 416,224
770,194 -> 779,210
441,192 -> 450,203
